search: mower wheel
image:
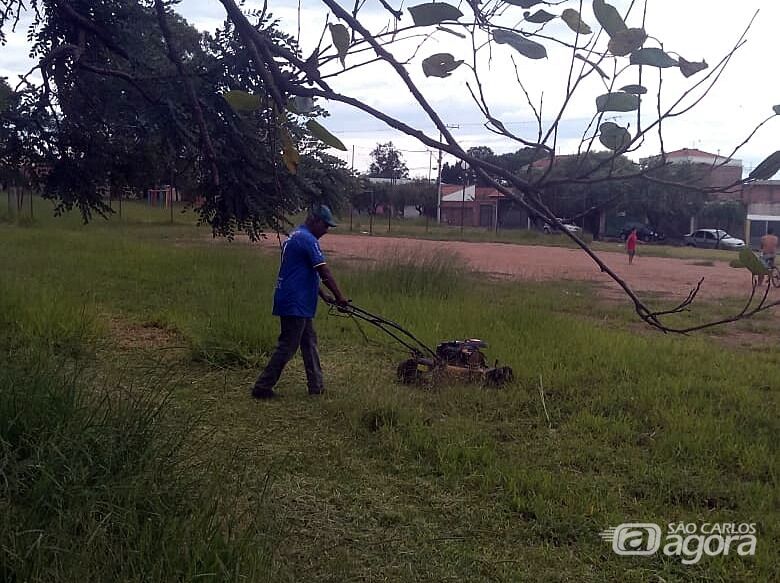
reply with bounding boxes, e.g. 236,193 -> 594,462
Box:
485,366 -> 514,387
396,359 -> 421,384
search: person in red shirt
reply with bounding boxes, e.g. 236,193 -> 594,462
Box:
626,228 -> 638,265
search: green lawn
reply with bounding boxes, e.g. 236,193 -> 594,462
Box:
0,199 -> 777,582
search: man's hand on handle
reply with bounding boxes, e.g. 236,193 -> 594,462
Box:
319,289 -> 350,310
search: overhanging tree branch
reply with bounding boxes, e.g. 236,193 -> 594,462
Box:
153,0 -> 220,188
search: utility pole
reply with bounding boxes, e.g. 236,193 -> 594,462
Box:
460,160 -> 467,235
436,137 -> 443,224
170,167 -> 175,224
388,175 -> 395,233
436,124 -> 459,224
349,145 -> 355,232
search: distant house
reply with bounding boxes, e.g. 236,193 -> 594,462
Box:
439,184 -> 531,229
641,148 -> 743,200
743,180 -> 780,247
649,149 -> 780,242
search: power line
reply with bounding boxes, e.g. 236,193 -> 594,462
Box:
326,116 -> 605,134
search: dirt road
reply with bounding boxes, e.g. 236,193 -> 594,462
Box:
256,233 -> 753,301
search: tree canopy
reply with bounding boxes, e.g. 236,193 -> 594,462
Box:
0,1 -> 355,236
368,142 -> 409,180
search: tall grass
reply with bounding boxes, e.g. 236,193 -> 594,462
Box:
0,277 -> 273,581
346,249 -> 466,299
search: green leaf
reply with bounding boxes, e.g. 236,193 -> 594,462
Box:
599,122 -> 631,152
223,90 -> 262,112
620,84 -> 647,95
493,29 -> 547,60
593,0 -> 627,38
421,53 -> 464,78
561,9 -> 591,35
630,48 -> 678,68
504,0 -> 546,7
329,23 -> 350,67
774,105 -> 780,115
596,92 -> 640,112
408,2 -> 463,26
281,128 -> 299,174
306,120 -> 347,151
749,151 -> 780,181
608,28 -> 647,56
524,9 -> 556,23
678,57 -> 708,78
739,248 -> 769,276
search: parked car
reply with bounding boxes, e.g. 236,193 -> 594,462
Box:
683,229 -> 745,250
543,218 -> 581,234
619,221 -> 665,242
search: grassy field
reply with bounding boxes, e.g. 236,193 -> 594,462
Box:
1,199 -> 778,582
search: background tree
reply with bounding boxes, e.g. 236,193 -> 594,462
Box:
440,161 -> 465,185
622,162 -> 707,238
538,151 -> 637,236
0,77 -> 45,196
442,146 -> 550,186
698,200 -> 747,237
0,77 -> 21,191
387,180 -> 437,217
368,142 -> 409,180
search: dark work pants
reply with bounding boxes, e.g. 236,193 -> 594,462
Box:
254,317 -> 323,392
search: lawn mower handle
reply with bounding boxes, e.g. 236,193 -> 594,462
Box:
327,300 -> 438,360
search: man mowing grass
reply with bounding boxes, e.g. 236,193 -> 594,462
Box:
252,205 -> 348,399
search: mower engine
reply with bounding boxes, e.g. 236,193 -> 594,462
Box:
397,338 -> 514,387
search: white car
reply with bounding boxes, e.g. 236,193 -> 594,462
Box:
683,229 -> 745,250
543,218 -> 581,234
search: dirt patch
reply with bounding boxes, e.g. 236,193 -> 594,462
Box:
107,316 -> 181,351
248,233 -> 756,302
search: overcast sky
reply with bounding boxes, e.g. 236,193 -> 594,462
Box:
1,1 -> 778,177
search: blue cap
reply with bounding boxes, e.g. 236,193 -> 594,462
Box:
311,204 -> 337,227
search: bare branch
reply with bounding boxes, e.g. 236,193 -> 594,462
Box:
377,0 -> 402,20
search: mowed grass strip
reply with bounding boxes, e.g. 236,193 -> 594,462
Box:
0,206 -> 777,582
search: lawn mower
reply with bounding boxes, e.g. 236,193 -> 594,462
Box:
330,302 -> 514,387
